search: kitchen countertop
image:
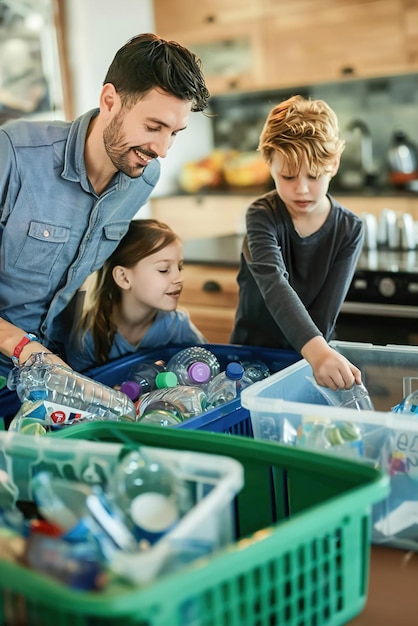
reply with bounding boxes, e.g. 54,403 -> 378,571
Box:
183,233 -> 243,266
183,233 -> 418,273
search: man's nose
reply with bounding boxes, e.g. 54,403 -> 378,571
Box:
150,134 -> 173,159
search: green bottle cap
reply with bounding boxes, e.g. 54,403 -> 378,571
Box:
156,371 -> 178,388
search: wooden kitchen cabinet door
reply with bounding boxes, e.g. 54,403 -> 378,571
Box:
153,0 -> 264,36
153,0 -> 267,94
262,0 -> 409,88
180,264 -> 239,343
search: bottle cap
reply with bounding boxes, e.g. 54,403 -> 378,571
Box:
120,380 -> 141,401
188,361 -> 211,383
156,371 -> 178,388
226,362 -> 244,380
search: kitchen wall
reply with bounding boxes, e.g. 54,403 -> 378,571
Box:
64,0 -> 214,199
209,73 -> 418,194
63,2 -> 418,198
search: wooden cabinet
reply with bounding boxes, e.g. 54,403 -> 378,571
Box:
262,0 -> 410,89
180,264 -> 239,343
154,0 -> 418,94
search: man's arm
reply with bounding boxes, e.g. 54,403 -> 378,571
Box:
0,318 -> 69,368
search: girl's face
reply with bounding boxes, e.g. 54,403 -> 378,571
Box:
269,152 -> 339,218
117,240 -> 184,312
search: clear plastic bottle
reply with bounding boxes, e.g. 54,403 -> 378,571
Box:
206,362 -> 250,408
140,400 -> 185,427
240,359 -> 270,383
137,385 -> 208,419
120,369 -> 178,402
7,352 -> 137,427
110,447 -> 191,543
120,360 -> 176,401
166,346 -> 220,386
396,389 -> 418,415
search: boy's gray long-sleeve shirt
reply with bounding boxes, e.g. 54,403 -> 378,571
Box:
230,191 -> 364,352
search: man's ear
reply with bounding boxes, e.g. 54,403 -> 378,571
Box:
100,83 -> 121,118
112,265 -> 130,290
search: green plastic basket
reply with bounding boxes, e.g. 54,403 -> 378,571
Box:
0,423 -> 389,626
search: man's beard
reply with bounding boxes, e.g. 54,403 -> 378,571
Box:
103,111 -> 146,178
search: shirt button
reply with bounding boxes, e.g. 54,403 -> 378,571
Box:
43,230 -> 50,238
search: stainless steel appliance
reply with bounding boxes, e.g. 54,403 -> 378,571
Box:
334,249 -> 418,346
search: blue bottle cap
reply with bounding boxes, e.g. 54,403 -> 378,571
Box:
225,362 -> 244,380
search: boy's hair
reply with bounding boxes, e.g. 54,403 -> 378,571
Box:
258,95 -> 345,175
77,219 -> 180,365
104,33 -> 210,112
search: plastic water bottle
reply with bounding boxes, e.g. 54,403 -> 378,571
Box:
166,347 -> 220,386
395,389 -> 418,415
137,385 -> 208,419
140,400 -> 185,427
7,352 -> 137,427
240,360 -> 270,383
206,362 -> 250,408
120,367 -> 178,402
110,447 -> 191,544
120,360 -> 177,401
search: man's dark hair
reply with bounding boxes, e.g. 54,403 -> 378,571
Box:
104,33 -> 210,112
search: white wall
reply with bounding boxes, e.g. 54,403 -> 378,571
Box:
64,0 -> 213,199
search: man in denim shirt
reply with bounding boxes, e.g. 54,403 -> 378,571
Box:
0,34 -> 209,374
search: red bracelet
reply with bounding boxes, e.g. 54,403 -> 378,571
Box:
12,333 -> 38,367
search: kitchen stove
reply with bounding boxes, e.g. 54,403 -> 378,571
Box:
336,248 -> 418,346
344,249 -> 418,308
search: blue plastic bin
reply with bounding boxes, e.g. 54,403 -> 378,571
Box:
0,386 -> 20,428
85,343 -> 300,435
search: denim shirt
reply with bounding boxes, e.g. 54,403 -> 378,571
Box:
0,109 -> 160,369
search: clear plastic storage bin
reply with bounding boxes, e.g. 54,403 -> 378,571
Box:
241,340 -> 418,550
30,422 -> 391,626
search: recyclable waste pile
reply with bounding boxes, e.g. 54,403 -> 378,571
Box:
269,373 -> 418,547
0,435 -> 243,592
7,347 -> 272,434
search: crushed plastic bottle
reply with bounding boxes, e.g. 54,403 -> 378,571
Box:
206,362 -> 251,408
137,385 -> 208,420
110,447 -> 191,544
306,377 -> 374,411
394,389 -> 418,415
7,352 -> 137,430
240,360 -> 270,383
140,400 -> 185,427
120,360 -> 177,401
166,346 -> 220,386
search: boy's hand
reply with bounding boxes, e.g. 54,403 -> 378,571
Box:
301,336 -> 362,390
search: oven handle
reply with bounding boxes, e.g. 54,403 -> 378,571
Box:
340,301 -> 418,318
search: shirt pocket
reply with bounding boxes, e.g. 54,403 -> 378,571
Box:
90,221 -> 130,272
15,221 -> 70,275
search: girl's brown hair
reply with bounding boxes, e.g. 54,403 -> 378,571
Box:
76,219 -> 179,364
258,95 -> 345,176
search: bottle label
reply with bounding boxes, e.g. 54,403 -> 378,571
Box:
41,401 -> 92,425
